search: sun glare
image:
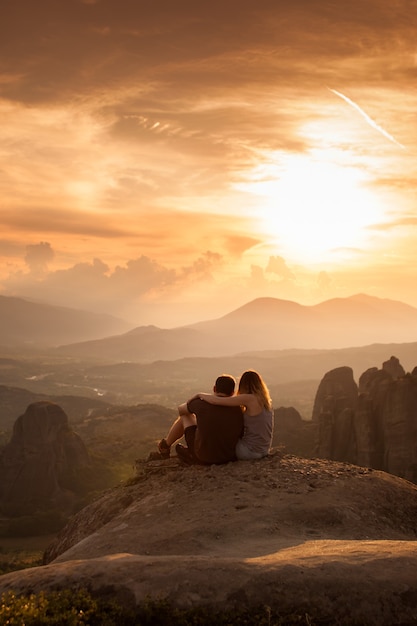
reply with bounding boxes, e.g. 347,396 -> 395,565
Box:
235,153 -> 384,264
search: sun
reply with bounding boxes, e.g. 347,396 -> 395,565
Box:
235,153 -> 384,264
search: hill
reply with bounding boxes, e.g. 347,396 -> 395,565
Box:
0,295 -> 130,348
56,294 -> 417,361
1,452 -> 417,625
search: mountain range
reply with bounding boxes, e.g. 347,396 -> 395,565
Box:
55,293 -> 417,361
0,295 -> 130,348
1,293 -> 417,361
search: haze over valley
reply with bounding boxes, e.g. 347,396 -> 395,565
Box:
1,292 -> 417,420
2,292 -> 417,355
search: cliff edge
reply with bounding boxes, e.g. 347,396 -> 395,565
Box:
1,451 -> 417,624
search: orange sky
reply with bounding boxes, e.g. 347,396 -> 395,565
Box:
1,0 -> 416,326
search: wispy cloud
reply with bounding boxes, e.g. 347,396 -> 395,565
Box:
328,88 -> 406,150
1,1 -> 417,323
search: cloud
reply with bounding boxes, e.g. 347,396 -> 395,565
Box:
2,250 -> 227,323
24,242 -> 54,274
1,0 -> 417,324
265,256 -> 295,279
246,256 -> 299,298
0,207 -> 132,239
317,271 -> 332,291
3,0 -> 414,108
365,216 -> 417,233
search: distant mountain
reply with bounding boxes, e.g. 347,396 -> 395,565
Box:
188,294 -> 417,351
56,294 -> 417,362
0,295 -> 131,347
57,325 -> 204,361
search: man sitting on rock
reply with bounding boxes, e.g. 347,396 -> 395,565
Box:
148,374 -> 244,465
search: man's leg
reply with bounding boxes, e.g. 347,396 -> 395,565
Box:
148,408 -> 196,460
165,405 -> 196,446
173,409 -> 198,463
176,423 -> 199,465
164,416 -> 184,447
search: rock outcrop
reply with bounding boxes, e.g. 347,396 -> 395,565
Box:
0,453 -> 417,625
382,355 -> 406,379
313,357 -> 417,483
0,401 -> 90,515
312,366 -> 358,463
274,406 -> 316,458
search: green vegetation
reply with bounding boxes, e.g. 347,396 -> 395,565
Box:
59,452 -> 128,499
0,450 -> 132,540
0,550 -> 42,576
0,591 -> 320,625
0,589 -> 131,625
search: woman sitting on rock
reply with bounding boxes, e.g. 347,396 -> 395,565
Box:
196,369 -> 274,460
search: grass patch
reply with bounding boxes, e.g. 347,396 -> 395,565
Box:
0,535 -> 54,575
0,551 -> 43,575
0,590 -> 324,625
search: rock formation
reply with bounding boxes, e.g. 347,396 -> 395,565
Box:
313,357 -> 417,483
312,366 -> 358,463
0,401 -> 90,516
382,355 -> 406,379
1,453 -> 417,625
273,406 -> 316,458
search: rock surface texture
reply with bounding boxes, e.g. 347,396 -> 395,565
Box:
0,401 -> 90,515
0,451 -> 417,624
314,357 -> 417,483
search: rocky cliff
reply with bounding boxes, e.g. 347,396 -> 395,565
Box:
0,401 -> 90,516
0,452 -> 417,625
313,356 -> 417,482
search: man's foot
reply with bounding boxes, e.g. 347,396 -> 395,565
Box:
147,450 -> 167,461
147,438 -> 170,461
175,443 -> 195,465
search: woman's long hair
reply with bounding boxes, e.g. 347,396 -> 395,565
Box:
237,370 -> 272,410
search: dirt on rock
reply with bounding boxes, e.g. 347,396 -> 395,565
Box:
1,450 -> 417,625
44,450 -> 417,562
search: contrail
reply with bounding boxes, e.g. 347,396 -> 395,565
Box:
328,87 -> 405,150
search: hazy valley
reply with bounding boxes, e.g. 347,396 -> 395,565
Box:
1,292 -> 417,417
1,291 -> 417,462
1,293 -> 417,622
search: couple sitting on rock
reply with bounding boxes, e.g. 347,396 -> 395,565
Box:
148,370 -> 274,465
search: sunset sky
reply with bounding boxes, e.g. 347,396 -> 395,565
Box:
1,0 -> 416,327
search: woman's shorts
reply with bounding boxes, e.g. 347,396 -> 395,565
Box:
235,439 -> 265,460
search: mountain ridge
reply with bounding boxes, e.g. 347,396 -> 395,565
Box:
0,295 -> 131,347
2,292 -> 417,361
56,293 -> 417,361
